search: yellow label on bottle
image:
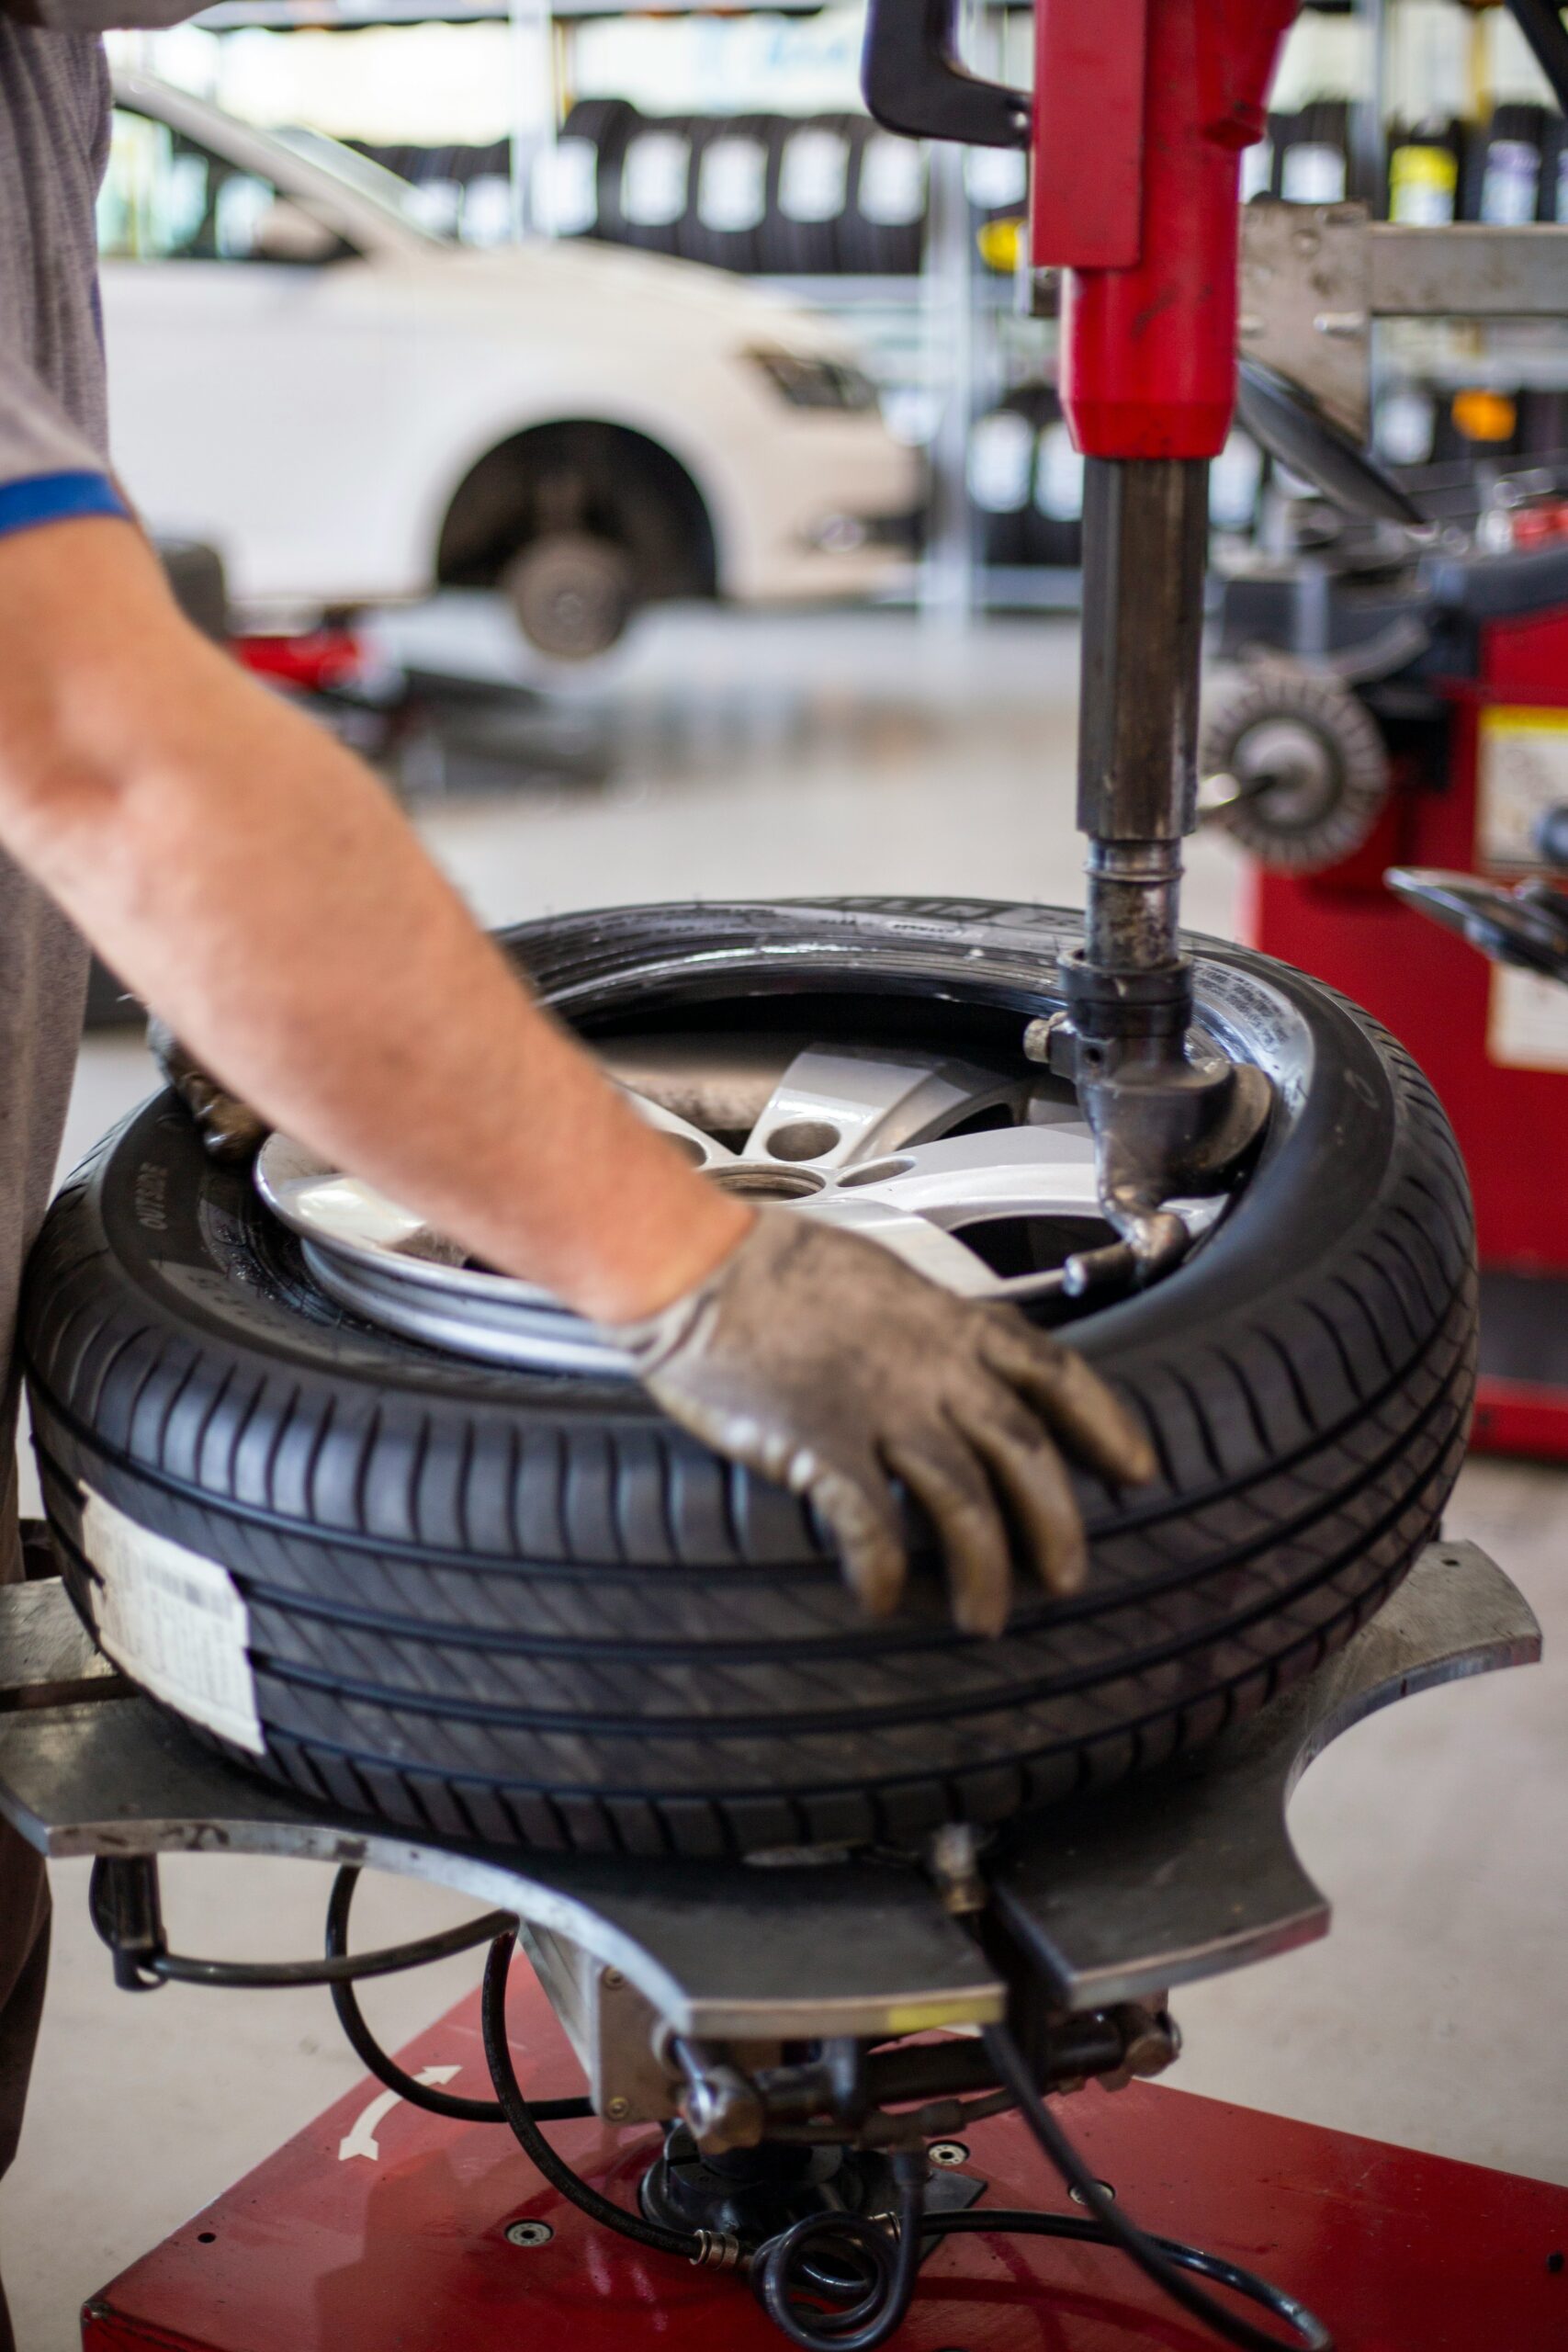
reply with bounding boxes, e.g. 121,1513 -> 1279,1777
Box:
1389,144 -> 1458,224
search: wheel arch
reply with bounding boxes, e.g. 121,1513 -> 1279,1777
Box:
434,417 -> 720,603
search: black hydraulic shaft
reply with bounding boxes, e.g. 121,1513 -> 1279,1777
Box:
1037,453 -> 1270,1270
1076,456 -> 1209,1008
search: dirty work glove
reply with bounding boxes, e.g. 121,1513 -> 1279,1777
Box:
148,1016 -> 268,1164
617,1212 -> 1156,1637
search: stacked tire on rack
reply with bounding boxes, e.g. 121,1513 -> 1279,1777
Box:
967,389 -> 1082,573
967,393 -> 1265,573
363,107 -> 1038,279
353,136 -> 513,245
24,900 -> 1478,1860
568,103 -> 929,274
360,107 -> 931,272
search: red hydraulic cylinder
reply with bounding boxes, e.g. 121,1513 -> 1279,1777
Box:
1032,0 -> 1300,460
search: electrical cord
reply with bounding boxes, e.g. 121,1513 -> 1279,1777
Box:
978,2025 -> 1332,2352
477,1930 -> 1329,2352
923,2214 -> 1332,2333
324,1867 -> 592,2126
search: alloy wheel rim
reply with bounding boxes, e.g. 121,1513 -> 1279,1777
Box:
255,1029 -> 1227,1374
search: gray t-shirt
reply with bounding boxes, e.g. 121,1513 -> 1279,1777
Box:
0,26 -> 118,1562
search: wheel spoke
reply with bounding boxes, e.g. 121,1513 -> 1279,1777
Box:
739,1046 -> 1030,1172
620,1088 -> 738,1170
822,1119 -> 1100,1231
795,1193 -> 1005,1294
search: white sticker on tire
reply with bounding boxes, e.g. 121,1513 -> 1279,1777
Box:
81,1490 -> 265,1754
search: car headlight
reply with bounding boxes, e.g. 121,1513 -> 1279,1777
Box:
747,346 -> 878,413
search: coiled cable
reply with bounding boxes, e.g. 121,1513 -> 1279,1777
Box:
480,1928 -> 925,2349
750,2155 -> 926,2350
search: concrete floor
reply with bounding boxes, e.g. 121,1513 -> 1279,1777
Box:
6,605 -> 1567,2348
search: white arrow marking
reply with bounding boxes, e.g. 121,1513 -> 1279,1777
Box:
339,2064 -> 462,2163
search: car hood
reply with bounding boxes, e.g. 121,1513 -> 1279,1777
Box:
375,235 -> 862,361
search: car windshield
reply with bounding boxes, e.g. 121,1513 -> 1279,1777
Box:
269,124 -> 452,242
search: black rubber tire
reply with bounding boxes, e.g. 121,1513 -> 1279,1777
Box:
1029,392 -> 1086,571
618,111 -> 695,259
680,116 -> 771,273
768,115 -> 858,277
968,390 -> 1048,570
22,899 -> 1476,1860
563,97 -> 640,251
847,124 -> 927,276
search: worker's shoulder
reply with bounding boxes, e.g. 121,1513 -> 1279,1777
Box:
0,19 -> 110,234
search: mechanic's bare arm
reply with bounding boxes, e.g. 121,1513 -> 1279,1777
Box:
0,514 -> 1156,1634
0,515 -> 752,1324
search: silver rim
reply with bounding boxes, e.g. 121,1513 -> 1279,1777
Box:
255,1031 -> 1227,1375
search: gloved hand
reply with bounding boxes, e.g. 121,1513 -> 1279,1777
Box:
617,1211 -> 1156,1636
148,1015 -> 267,1163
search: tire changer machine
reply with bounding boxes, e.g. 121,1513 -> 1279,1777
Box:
1200,26 -> 1568,1463
3,6 -> 1567,2351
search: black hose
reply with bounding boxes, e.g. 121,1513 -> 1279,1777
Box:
979,2025 -> 1332,2352
325,1867 -> 592,2126
1507,0 -> 1568,115
88,1859 -> 515,1990
479,1929 -> 924,2351
925,2212 -> 1332,2335
480,1929 -> 700,2260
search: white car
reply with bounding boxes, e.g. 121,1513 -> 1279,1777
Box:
99,73 -> 919,657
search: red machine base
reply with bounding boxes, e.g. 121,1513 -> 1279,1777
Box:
82,1971 -> 1568,2352
1473,1371 -> 1568,1460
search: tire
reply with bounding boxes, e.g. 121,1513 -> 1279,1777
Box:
681,116 -> 771,273
558,98 -> 640,250
22,899 -> 1476,1860
769,115 -> 857,276
1028,391 -> 1085,570
967,396 -> 1042,570
620,113 -> 696,258
848,124 -> 927,275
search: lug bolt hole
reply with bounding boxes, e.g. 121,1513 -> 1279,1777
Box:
709,1164 -> 827,1201
764,1119 -> 841,1162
